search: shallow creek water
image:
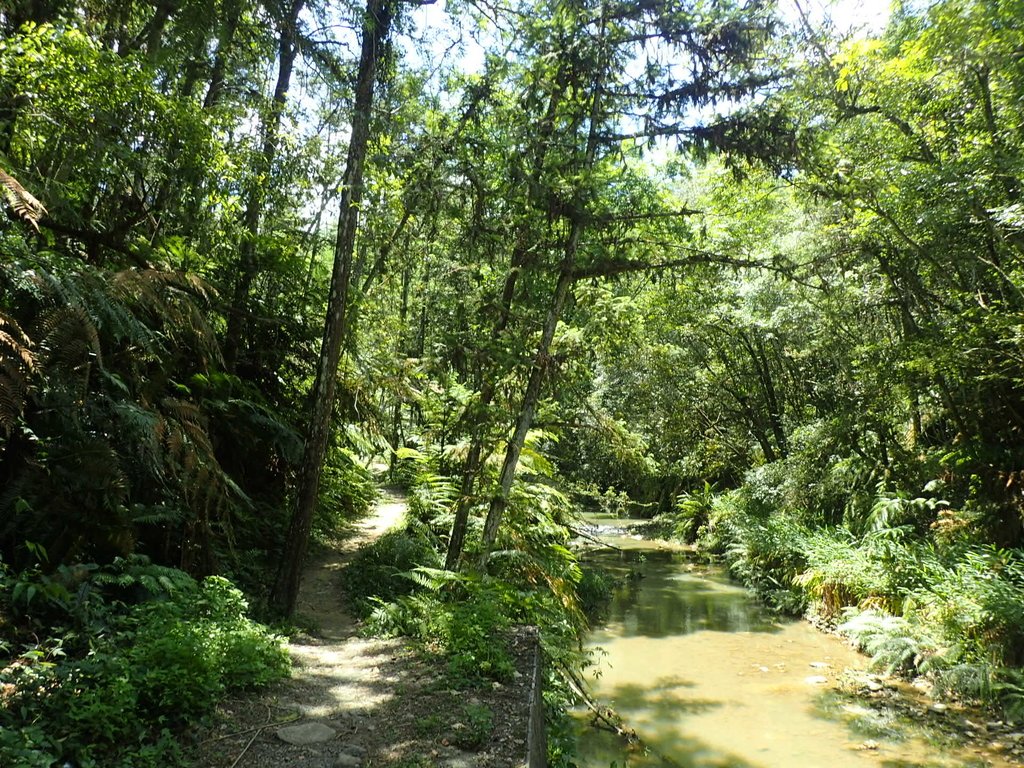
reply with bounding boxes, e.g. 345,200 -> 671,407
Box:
573,515 -> 1013,768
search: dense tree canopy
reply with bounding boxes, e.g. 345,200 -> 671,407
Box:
3,0 -> 1024,763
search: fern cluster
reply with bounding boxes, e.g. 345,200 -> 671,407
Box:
0,245 -> 300,579
691,479 -> 1024,715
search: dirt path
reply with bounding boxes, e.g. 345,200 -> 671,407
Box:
294,492 -> 407,640
193,490 -> 533,768
194,491 -> 415,768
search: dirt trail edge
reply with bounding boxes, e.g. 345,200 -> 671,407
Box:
192,490 -> 533,768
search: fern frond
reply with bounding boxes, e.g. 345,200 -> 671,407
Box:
127,503 -> 184,526
154,396 -> 250,571
36,305 -> 102,372
0,312 -> 35,433
110,402 -> 162,465
95,554 -> 196,598
110,269 -> 221,365
400,565 -> 473,591
0,167 -> 46,232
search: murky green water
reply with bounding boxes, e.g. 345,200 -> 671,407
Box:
574,520 -> 1012,768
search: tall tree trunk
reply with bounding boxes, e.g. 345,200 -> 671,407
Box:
444,72 -> 569,570
203,0 -> 243,110
143,0 -> 176,61
477,12 -> 609,557
271,0 -> 391,617
224,0 -> 304,368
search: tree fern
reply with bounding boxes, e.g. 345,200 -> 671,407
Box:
0,311 -> 34,433
109,269 -> 221,365
35,304 -> 102,383
0,254 -> 252,573
0,167 -> 46,232
155,397 -> 251,570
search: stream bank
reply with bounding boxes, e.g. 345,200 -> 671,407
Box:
574,515 -> 1024,767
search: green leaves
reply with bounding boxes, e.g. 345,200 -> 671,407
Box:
0,566 -> 287,768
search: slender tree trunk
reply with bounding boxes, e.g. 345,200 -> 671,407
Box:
479,254 -> 576,554
444,74 -> 569,570
478,15 -> 610,556
203,0 -> 243,110
224,0 -> 304,368
739,333 -> 787,459
388,259 -> 412,478
271,0 -> 391,617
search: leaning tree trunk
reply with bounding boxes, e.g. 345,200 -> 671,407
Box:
477,22 -> 607,559
444,73 -> 569,570
478,254 -> 576,555
271,0 -> 392,617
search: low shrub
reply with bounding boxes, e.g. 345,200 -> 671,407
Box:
795,527 -> 899,619
443,590 -> 516,685
577,565 -> 616,620
839,609 -> 934,675
341,524 -> 441,618
0,561 -> 288,768
672,481 -> 717,542
834,545 -> 1024,711
719,510 -> 809,614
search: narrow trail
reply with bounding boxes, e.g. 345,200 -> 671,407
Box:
294,491 -> 407,640
195,489 -> 533,768
196,490 -> 417,768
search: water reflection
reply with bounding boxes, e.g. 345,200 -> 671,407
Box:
586,548 -> 782,637
575,540 -> 1010,768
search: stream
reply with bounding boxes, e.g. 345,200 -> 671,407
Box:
573,515 -> 1017,768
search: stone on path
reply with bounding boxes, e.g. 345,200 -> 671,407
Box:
333,755 -> 363,767
439,756 -> 477,768
277,721 -> 337,745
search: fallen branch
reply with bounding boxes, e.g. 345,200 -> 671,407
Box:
228,728 -> 263,768
560,663 -> 692,767
558,662 -> 636,741
200,710 -> 300,745
567,524 -> 626,551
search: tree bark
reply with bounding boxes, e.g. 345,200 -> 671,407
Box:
271,0 -> 391,617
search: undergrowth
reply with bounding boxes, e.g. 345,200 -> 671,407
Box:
343,457 -> 593,766
671,475 -> 1024,719
0,555 -> 288,768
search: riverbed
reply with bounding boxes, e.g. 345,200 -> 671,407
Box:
573,517 -> 1018,767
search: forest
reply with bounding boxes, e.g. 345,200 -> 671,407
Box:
1,0 -> 1024,765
